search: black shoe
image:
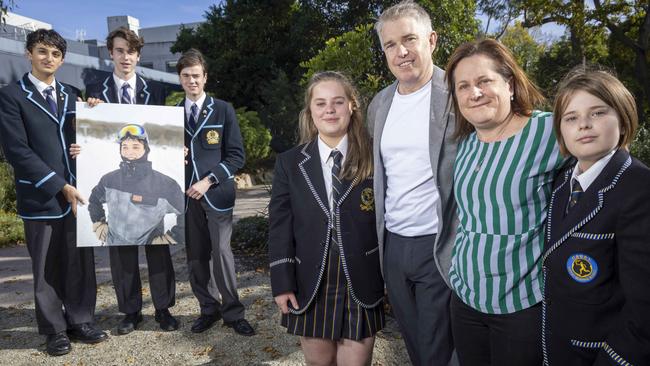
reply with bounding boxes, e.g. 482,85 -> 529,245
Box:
46,332 -> 71,356
190,313 -> 222,333
224,318 -> 255,336
67,323 -> 108,344
154,309 -> 179,331
117,312 -> 143,335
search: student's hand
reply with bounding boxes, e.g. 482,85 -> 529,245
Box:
184,146 -> 189,165
186,177 -> 212,200
69,143 -> 82,159
61,184 -> 86,217
86,97 -> 103,108
151,233 -> 177,245
274,292 -> 298,314
92,221 -> 109,242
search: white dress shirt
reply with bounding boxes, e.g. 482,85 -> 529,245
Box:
113,73 -> 137,104
184,93 -> 207,120
571,149 -> 617,192
28,72 -> 57,110
318,134 -> 348,211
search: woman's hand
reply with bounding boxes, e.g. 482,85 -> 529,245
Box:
274,292 -> 299,314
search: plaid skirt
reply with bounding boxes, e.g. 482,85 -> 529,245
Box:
281,246 -> 384,341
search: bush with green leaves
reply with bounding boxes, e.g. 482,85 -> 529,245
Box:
631,123 -> 650,166
0,210 -> 24,247
237,107 -> 272,173
232,215 -> 269,251
0,161 -> 17,213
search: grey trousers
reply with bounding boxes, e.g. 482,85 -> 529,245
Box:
384,231 -> 455,366
23,214 -> 97,334
186,198 -> 244,321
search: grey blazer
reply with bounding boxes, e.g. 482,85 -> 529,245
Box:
367,65 -> 458,287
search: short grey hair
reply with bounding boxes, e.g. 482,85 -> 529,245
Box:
375,0 -> 433,45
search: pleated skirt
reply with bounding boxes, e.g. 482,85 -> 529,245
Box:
281,246 -> 385,341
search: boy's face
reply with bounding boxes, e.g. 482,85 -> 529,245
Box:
120,138 -> 146,160
179,65 -> 207,99
560,90 -> 622,171
109,37 -> 140,79
27,43 -> 64,79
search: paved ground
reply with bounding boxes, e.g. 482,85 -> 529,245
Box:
0,186 -> 410,365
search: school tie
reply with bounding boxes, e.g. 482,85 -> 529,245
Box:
43,86 -> 57,117
188,103 -> 198,131
330,149 -> 343,252
330,149 -> 343,208
121,83 -> 131,104
567,178 -> 583,212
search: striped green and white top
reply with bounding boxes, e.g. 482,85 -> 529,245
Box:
449,111 -> 565,314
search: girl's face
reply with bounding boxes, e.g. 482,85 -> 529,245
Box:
309,80 -> 353,147
120,138 -> 146,160
560,90 -> 622,171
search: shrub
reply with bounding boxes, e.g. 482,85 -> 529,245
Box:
237,107 -> 272,173
0,161 -> 17,213
0,210 -> 24,247
232,215 -> 269,251
631,124 -> 650,166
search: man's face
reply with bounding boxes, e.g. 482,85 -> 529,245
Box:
27,43 -> 64,79
109,37 -> 140,79
179,65 -> 207,99
380,16 -> 436,93
120,138 -> 146,160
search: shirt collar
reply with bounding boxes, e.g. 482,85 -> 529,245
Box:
185,93 -> 207,113
318,134 -> 348,166
571,149 -> 617,191
113,73 -> 138,91
28,72 -> 56,95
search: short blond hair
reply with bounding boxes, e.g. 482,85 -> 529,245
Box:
553,66 -> 638,156
374,0 -> 433,45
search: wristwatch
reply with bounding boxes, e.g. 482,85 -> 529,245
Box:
208,175 -> 218,185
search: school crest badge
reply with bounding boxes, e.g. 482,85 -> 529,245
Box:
566,253 -> 598,283
206,130 -> 220,144
360,188 -> 374,211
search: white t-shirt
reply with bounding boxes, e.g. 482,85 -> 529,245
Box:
380,80 -> 440,236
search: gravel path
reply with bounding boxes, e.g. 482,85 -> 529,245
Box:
0,235 -> 410,365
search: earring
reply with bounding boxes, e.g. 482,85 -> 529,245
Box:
510,94 -> 514,101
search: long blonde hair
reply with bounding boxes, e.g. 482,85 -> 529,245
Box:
298,71 -> 372,183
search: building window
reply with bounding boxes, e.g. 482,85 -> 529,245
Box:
166,61 -> 177,73
140,62 -> 154,69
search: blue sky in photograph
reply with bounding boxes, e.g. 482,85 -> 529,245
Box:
9,1 -> 565,43
8,0 -> 222,41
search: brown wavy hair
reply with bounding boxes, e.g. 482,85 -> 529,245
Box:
298,71 -> 372,183
106,27 -> 144,54
445,38 -> 545,140
553,66 -> 638,156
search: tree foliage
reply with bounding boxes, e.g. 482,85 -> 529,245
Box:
236,107 -> 272,173
500,22 -> 545,75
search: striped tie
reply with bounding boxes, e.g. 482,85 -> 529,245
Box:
567,178 -> 583,212
188,103 -> 198,131
121,83 -> 131,104
43,86 -> 57,117
330,149 -> 343,207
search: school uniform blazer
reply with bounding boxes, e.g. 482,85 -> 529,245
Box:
268,140 -> 384,314
85,74 -> 165,106
0,73 -> 77,219
366,65 -> 458,285
179,96 -> 244,211
542,149 -> 650,366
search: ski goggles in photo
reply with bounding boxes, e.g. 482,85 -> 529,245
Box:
117,124 -> 148,142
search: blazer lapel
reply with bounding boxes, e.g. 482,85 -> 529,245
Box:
100,76 -> 118,103
428,66 -> 451,177
544,150 -> 632,259
373,83 -> 397,152
192,97 -> 214,138
18,74 -> 59,124
298,140 -> 330,218
135,75 -> 151,105
55,81 -> 69,123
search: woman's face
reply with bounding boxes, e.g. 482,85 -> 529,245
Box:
453,54 -> 514,133
120,138 -> 146,160
559,90 -> 622,171
309,80 -> 353,146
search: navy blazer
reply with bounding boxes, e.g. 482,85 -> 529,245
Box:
179,96 -> 244,211
268,140 -> 384,314
85,74 -> 165,106
0,73 -> 77,219
542,149 -> 650,366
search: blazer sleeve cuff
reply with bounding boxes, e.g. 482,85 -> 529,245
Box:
36,172 -> 67,197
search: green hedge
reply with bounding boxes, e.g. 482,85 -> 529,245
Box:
232,215 -> 269,251
0,210 -> 24,247
0,161 -> 17,213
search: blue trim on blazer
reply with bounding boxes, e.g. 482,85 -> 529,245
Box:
19,205 -> 71,220
189,97 -> 215,186
56,82 -> 75,183
219,162 -> 233,178
35,171 -> 56,188
19,79 -> 59,124
18,179 -> 32,184
138,76 -> 151,105
101,76 -> 111,102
